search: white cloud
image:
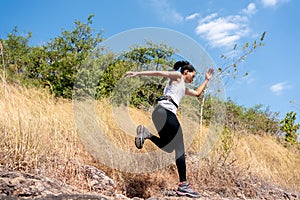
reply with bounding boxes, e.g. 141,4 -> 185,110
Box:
149,0 -> 184,24
270,82 -> 292,95
199,13 -> 218,23
261,0 -> 289,7
261,0 -> 277,7
186,13 -> 200,21
195,13 -> 250,48
242,3 -> 257,15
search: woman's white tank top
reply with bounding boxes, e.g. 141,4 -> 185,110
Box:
158,77 -> 185,114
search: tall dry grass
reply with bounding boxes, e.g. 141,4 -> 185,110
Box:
234,133 -> 300,190
93,97 -> 300,194
0,82 -> 94,190
0,81 -> 299,197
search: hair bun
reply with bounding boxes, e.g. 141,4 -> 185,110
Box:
174,60 -> 190,71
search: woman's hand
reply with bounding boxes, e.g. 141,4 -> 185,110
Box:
124,71 -> 138,78
205,68 -> 214,80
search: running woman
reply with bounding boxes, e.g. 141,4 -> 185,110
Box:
125,61 -> 214,198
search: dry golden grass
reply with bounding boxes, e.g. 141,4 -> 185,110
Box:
0,82 -> 94,189
234,133 -> 300,190
0,82 -> 299,197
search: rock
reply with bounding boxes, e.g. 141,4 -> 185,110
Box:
78,164 -> 115,196
1,165 -> 299,200
0,166 -> 114,200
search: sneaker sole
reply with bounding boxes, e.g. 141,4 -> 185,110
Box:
135,125 -> 144,149
176,190 -> 200,198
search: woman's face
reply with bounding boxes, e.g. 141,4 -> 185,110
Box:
184,70 -> 196,83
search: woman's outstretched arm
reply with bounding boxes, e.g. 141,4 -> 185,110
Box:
124,70 -> 181,80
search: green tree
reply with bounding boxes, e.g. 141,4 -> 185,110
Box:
0,27 -> 33,83
41,14 -> 103,98
280,111 -> 300,144
99,42 -> 175,108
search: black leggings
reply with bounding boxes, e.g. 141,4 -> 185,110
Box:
149,105 -> 186,182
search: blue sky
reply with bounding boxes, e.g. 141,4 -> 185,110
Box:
1,0 -> 300,125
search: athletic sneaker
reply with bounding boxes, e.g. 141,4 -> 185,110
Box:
135,125 -> 151,149
176,182 -> 200,198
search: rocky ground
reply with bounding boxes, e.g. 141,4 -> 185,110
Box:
0,165 -> 299,200
0,165 -> 118,200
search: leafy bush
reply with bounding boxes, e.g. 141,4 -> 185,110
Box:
100,42 -> 175,109
280,111 -> 300,145
202,98 -> 280,135
1,14 -> 103,98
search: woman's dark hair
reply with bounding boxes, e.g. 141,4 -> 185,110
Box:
173,60 -> 195,74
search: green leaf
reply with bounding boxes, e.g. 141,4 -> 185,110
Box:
260,31 -> 266,41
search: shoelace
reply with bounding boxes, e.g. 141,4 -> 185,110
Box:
178,181 -> 191,187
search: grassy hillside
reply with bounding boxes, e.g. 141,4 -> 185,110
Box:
0,82 -> 299,198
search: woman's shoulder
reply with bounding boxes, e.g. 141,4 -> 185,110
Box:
169,73 -> 184,84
